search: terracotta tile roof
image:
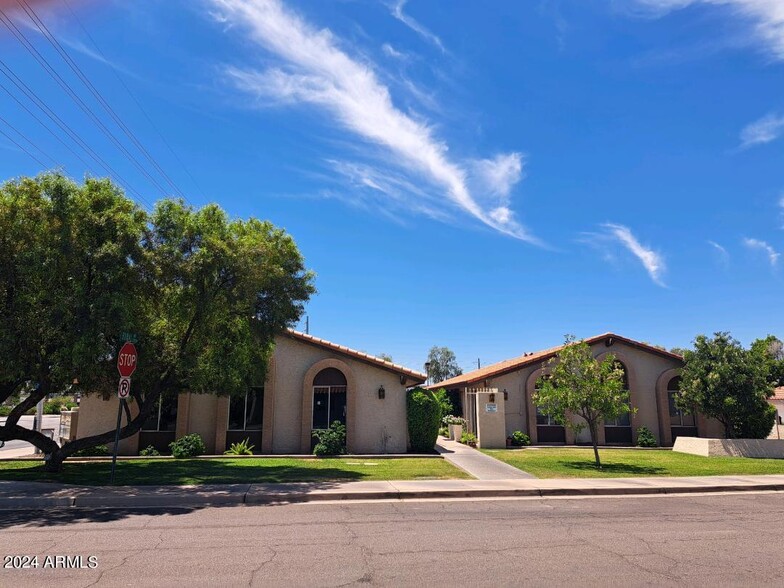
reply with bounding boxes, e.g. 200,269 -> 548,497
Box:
772,387 -> 784,401
428,333 -> 683,389
283,329 -> 427,383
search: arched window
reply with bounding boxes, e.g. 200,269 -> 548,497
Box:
534,374 -> 565,443
668,377 -> 695,427
312,368 -> 347,430
605,361 -> 631,428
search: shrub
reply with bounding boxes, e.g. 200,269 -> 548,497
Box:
636,426 -> 658,447
43,396 -> 78,414
510,430 -> 530,446
72,444 -> 110,457
432,388 -> 453,419
312,421 -> 346,456
442,415 -> 467,426
460,432 -> 477,446
225,438 -> 255,455
438,426 -> 449,438
407,387 -> 441,452
139,445 -> 161,457
737,402 -> 777,439
169,433 -> 206,458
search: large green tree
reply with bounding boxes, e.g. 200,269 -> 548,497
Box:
0,173 -> 315,471
533,336 -> 629,468
679,333 -> 775,439
426,346 -> 462,384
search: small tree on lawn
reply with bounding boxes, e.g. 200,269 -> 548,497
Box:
679,333 -> 775,439
533,335 -> 629,469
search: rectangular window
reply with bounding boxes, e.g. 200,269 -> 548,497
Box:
142,394 -> 178,432
228,388 -> 265,431
536,405 -> 557,426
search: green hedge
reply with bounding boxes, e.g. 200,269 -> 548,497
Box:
407,387 -> 442,453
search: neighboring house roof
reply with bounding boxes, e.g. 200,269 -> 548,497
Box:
283,329 -> 427,383
772,387 -> 784,402
428,333 -> 683,389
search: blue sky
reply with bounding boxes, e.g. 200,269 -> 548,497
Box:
0,0 -> 782,372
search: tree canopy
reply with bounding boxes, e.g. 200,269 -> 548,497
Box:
426,346 -> 462,383
679,333 -> 776,439
0,173 -> 315,470
533,336 -> 629,468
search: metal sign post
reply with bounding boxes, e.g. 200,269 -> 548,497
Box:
111,342 -> 138,485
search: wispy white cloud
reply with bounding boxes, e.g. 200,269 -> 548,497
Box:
634,0 -> 784,61
211,0 -> 536,243
739,112 -> 784,148
778,193 -> 784,228
381,42 -> 405,60
605,223 -> 667,286
584,223 -> 667,286
389,0 -> 446,53
743,237 -> 780,266
708,240 -> 730,266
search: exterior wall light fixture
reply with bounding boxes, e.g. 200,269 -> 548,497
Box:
503,389 -> 508,401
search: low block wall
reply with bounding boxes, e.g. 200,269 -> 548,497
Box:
674,436 -> 784,459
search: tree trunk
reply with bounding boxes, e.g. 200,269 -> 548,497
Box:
590,421 -> 601,469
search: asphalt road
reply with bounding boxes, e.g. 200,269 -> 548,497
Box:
1,493 -> 783,587
0,415 -> 61,457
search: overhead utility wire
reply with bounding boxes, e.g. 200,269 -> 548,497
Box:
0,9 -> 170,199
62,0 -> 208,201
0,78 -> 99,177
0,58 -> 153,208
19,0 -> 192,203
0,112 -> 56,167
0,118 -> 49,168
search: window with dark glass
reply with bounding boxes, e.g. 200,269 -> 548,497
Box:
667,377 -> 695,426
605,361 -> 631,427
142,393 -> 178,432
534,375 -> 559,426
312,368 -> 347,430
228,387 -> 264,431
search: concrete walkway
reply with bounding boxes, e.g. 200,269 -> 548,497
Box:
2,475 -> 784,509
435,437 -> 536,479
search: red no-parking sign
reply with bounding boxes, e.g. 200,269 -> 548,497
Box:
117,342 -> 138,378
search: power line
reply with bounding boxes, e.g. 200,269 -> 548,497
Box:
0,57 -> 154,208
0,119 -> 50,168
0,112 -> 57,168
18,0 -> 193,203
0,8 -> 170,199
0,77 -> 99,176
61,0 -> 208,202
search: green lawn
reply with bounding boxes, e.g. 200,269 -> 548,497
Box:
0,457 -> 470,486
483,448 -> 784,478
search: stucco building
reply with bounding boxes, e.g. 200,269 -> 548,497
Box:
432,333 -> 724,447
77,330 -> 426,455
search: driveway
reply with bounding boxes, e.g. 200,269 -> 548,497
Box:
0,415 -> 62,457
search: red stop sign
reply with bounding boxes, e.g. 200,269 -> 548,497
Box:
117,342 -> 138,378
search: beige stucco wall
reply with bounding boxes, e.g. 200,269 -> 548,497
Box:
183,393 -> 219,454
76,394 -> 139,455
271,334 -> 410,454
74,333 -> 416,455
452,339 -> 724,447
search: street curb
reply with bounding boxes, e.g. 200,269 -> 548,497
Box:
2,482 -> 784,509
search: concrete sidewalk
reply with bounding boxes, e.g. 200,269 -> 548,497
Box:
436,437 -> 536,479
2,474 -> 784,510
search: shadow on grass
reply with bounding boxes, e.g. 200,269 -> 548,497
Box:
0,460 -> 368,486
561,461 -> 667,476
